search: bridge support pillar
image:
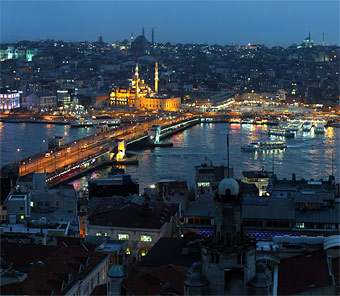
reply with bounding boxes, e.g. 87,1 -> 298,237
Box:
116,140 -> 126,161
148,125 -> 161,144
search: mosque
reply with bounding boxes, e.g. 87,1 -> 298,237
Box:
110,61 -> 181,111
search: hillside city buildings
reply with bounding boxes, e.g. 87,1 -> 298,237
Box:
0,32 -> 339,112
0,32 -> 339,295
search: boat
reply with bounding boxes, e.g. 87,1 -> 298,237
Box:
302,121 -> 313,132
268,128 -> 294,138
241,140 -> 287,151
287,121 -> 302,131
314,123 -> 326,134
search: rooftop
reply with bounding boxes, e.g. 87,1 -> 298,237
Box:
88,197 -> 179,230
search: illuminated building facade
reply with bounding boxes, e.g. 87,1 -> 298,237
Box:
276,89 -> 287,101
297,32 -> 316,49
0,89 -> 20,110
57,90 -> 72,107
110,61 -> 181,111
0,46 -> 37,62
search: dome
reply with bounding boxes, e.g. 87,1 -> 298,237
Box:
107,265 -> 125,278
218,178 -> 239,197
131,36 -> 150,55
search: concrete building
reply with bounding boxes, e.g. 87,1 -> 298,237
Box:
195,158 -> 233,197
144,180 -> 190,212
0,240 -> 109,295
0,89 -> 20,110
242,170 -> 271,196
86,196 -> 180,259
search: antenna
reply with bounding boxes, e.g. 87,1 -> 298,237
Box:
152,27 -> 155,44
227,134 -> 230,177
142,28 -> 145,37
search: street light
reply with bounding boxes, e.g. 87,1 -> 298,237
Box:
38,140 -> 46,172
14,148 -> 20,164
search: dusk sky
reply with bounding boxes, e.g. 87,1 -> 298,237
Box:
1,1 -> 339,47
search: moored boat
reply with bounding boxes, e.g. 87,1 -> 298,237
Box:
268,128 -> 295,138
302,121 -> 313,132
241,140 -> 287,151
314,123 -> 326,134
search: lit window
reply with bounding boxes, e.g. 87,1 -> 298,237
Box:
30,201 -> 33,207
20,215 -> 25,220
140,235 -> 152,242
96,232 -> 108,236
118,233 -> 129,240
295,223 -> 305,229
140,248 -> 149,256
126,248 -> 131,255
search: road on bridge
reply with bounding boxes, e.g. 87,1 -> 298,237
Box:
18,115 -> 191,176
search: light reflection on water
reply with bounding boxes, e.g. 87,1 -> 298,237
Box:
72,123 -> 339,193
0,122 -> 338,192
0,123 -> 94,166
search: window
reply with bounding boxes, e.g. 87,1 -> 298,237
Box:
126,248 -> 131,255
295,223 -> 305,229
19,207 -> 24,211
45,201 -> 51,207
140,235 -> 152,242
30,202 -> 34,207
140,248 -> 149,256
36,201 -> 42,206
118,233 -> 129,240
20,215 -> 25,220
96,232 -> 108,236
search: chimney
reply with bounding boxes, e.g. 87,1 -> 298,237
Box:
292,173 -> 296,186
141,202 -> 149,215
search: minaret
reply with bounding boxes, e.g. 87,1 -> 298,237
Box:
322,32 -> 325,47
135,62 -> 139,109
154,59 -> 158,94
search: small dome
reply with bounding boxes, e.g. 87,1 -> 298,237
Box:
107,265 -> 125,278
218,178 -> 239,197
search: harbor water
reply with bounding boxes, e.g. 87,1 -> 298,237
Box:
0,122 -> 339,192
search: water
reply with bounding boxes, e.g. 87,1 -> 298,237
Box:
72,123 -> 340,193
1,122 -> 338,192
0,122 -> 94,165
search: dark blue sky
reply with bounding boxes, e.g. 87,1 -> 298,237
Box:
1,1 -> 339,46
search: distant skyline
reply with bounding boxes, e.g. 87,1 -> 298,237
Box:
1,1 -> 339,47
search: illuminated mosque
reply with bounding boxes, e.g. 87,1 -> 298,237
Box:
110,61 -> 181,112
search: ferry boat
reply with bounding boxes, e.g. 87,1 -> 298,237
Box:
268,128 -> 295,138
287,121 -> 303,132
241,140 -> 287,151
314,123 -> 326,134
302,121 -> 313,132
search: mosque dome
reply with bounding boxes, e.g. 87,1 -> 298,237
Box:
131,36 -> 150,55
218,178 -> 239,197
107,265 -> 125,278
